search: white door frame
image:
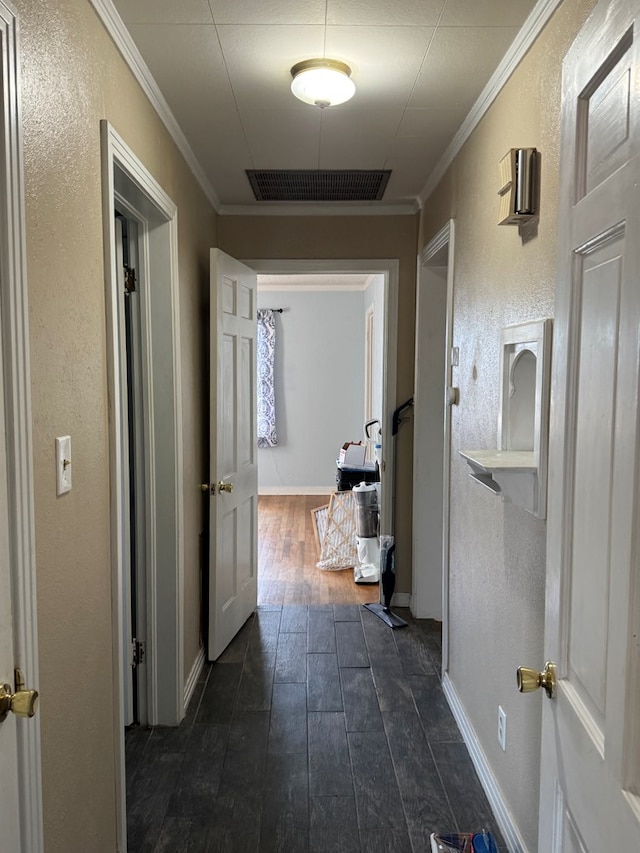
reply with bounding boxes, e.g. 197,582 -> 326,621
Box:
364,305 -> 375,460
0,4 -> 43,850
412,221 -> 455,664
101,122 -> 184,852
245,258 -> 398,538
114,212 -> 149,727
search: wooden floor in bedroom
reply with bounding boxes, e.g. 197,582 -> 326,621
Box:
258,494 -> 378,606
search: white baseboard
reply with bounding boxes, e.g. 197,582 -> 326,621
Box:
391,592 -> 411,608
259,486 -> 333,496
183,646 -> 206,714
442,673 -> 528,853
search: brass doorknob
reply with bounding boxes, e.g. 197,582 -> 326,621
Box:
0,669 -> 39,722
218,481 -> 233,494
517,661 -> 556,699
200,483 -> 214,493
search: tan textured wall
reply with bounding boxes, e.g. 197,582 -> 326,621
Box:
218,214 -> 419,592
15,0 -> 216,849
418,0 -> 596,848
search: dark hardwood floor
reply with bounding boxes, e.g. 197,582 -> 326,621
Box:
126,606 -> 506,852
258,495 -> 378,606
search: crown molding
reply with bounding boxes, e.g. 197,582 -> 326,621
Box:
90,0 -> 560,218
88,0 -> 220,212
418,0 -> 564,207
257,281 -> 370,292
218,201 -> 420,217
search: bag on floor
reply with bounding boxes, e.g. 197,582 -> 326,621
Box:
430,831 -> 498,853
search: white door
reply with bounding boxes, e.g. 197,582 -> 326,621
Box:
0,373 -> 21,847
208,250 -> 258,660
539,0 -> 640,848
0,9 -> 41,848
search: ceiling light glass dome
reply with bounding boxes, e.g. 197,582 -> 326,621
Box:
290,59 -> 356,108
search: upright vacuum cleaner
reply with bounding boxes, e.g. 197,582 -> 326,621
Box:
364,397 -> 414,629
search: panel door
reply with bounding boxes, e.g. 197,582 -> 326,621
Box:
0,351 -> 20,847
208,249 -> 258,659
541,1 -> 640,848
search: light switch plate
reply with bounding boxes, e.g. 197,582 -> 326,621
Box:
56,435 -> 72,495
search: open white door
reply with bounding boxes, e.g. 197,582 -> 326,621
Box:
208,249 -> 258,660
535,1 -> 640,848
0,399 -> 21,848
0,7 -> 41,849
0,381 -> 37,851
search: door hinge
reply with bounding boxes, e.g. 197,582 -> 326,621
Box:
124,264 -> 136,294
131,639 -> 146,667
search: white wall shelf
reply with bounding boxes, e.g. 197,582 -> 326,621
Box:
459,449 -> 538,508
460,319 -> 552,518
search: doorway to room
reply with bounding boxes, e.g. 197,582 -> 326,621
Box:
253,265 -> 396,608
412,221 -> 455,666
102,122 -> 185,853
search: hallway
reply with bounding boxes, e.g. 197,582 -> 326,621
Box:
126,604 -> 505,852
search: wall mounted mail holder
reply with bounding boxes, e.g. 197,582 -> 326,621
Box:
460,318 -> 552,519
497,148 -> 538,225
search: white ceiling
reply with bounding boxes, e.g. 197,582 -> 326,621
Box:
110,0 -> 538,211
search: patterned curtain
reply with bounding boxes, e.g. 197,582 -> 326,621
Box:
257,308 -> 278,447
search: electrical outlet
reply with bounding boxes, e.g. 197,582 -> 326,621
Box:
498,705 -> 507,751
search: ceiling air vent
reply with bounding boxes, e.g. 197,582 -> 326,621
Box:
246,169 -> 391,202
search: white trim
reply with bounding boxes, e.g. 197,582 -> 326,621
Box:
391,592 -> 411,608
419,222 -> 451,265
102,121 -> 185,852
413,220 -> 455,671
108,129 -> 177,218
169,201 -> 185,725
101,127 -> 129,853
136,210 -> 159,725
441,223 -> 455,674
0,5 -> 43,851
418,0 -> 564,206
258,281 -> 370,292
220,202 -> 419,217
87,0 -> 420,218
258,486 -> 334,496
183,646 -> 206,712
364,304 -> 375,431
443,673 -> 528,853
88,0 -> 219,211
250,259 -> 398,276
246,257 -> 398,541
90,0 -> 561,216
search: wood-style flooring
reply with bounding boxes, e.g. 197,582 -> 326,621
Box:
258,495 -> 378,606
126,606 -> 506,852
125,496 -> 505,852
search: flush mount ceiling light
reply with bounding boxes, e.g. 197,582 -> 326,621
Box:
290,59 -> 356,108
